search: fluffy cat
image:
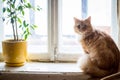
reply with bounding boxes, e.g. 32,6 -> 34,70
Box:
74,16 -> 120,78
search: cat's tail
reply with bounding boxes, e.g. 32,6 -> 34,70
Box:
100,64 -> 120,80
100,72 -> 120,80
85,65 -> 116,78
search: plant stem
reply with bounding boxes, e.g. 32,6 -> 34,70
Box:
12,23 -> 16,40
15,13 -> 19,40
10,1 -> 16,40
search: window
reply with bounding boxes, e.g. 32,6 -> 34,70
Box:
0,0 -> 118,62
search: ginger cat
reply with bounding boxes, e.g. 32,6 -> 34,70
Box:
74,16 -> 120,78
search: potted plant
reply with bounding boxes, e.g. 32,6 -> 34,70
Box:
2,0 -> 40,66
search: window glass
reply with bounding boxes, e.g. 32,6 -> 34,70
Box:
27,0 -> 48,53
88,0 -> 111,34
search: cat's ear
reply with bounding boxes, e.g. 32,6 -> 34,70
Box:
85,16 -> 91,23
74,17 -> 80,23
88,16 -> 91,21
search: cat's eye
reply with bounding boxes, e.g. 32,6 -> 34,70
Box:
84,24 -> 87,28
77,25 -> 81,29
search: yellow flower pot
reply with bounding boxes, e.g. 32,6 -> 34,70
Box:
2,40 -> 27,67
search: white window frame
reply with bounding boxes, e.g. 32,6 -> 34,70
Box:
0,0 -> 4,53
27,0 -> 56,61
0,0 -> 118,62
111,0 -> 118,44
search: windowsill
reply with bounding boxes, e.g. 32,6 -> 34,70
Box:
0,62 -> 100,80
0,62 -> 81,72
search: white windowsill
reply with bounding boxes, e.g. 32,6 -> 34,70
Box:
0,62 -> 95,80
0,62 -> 100,80
0,62 -> 81,72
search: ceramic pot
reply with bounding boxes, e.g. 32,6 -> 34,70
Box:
2,39 -> 27,67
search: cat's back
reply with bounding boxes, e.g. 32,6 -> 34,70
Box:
82,29 -> 119,52
81,29 -> 120,71
93,29 -> 119,54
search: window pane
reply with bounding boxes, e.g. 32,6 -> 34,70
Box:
58,0 -> 111,54
27,0 -> 48,53
88,0 -> 111,34
58,0 -> 84,54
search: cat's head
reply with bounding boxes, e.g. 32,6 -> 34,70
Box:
74,16 -> 93,35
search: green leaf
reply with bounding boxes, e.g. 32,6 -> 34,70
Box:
27,3 -> 32,8
11,18 -> 14,24
3,7 -> 6,13
13,15 -> 17,18
31,25 -> 38,30
13,0 -> 16,4
23,30 -> 26,35
37,8 -> 41,11
26,24 -> 29,27
10,12 -> 15,15
26,27 -> 29,32
22,10 -> 24,15
24,31 -> 31,40
17,18 -> 22,24
18,6 -> 23,11
24,34 -> 28,40
23,20 -> 29,27
23,0 -> 26,3
19,25 -> 22,28
2,17 -> 5,21
36,6 -> 42,11
24,3 -> 32,8
33,25 -> 38,28
20,0 -> 23,3
2,0 -> 6,2
31,26 -> 35,30
11,4 -> 15,8
23,20 -> 26,27
7,8 -> 11,12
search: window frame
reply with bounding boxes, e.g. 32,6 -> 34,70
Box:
0,0 -> 4,53
28,0 -> 56,61
0,0 -> 118,62
111,0 -> 118,44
